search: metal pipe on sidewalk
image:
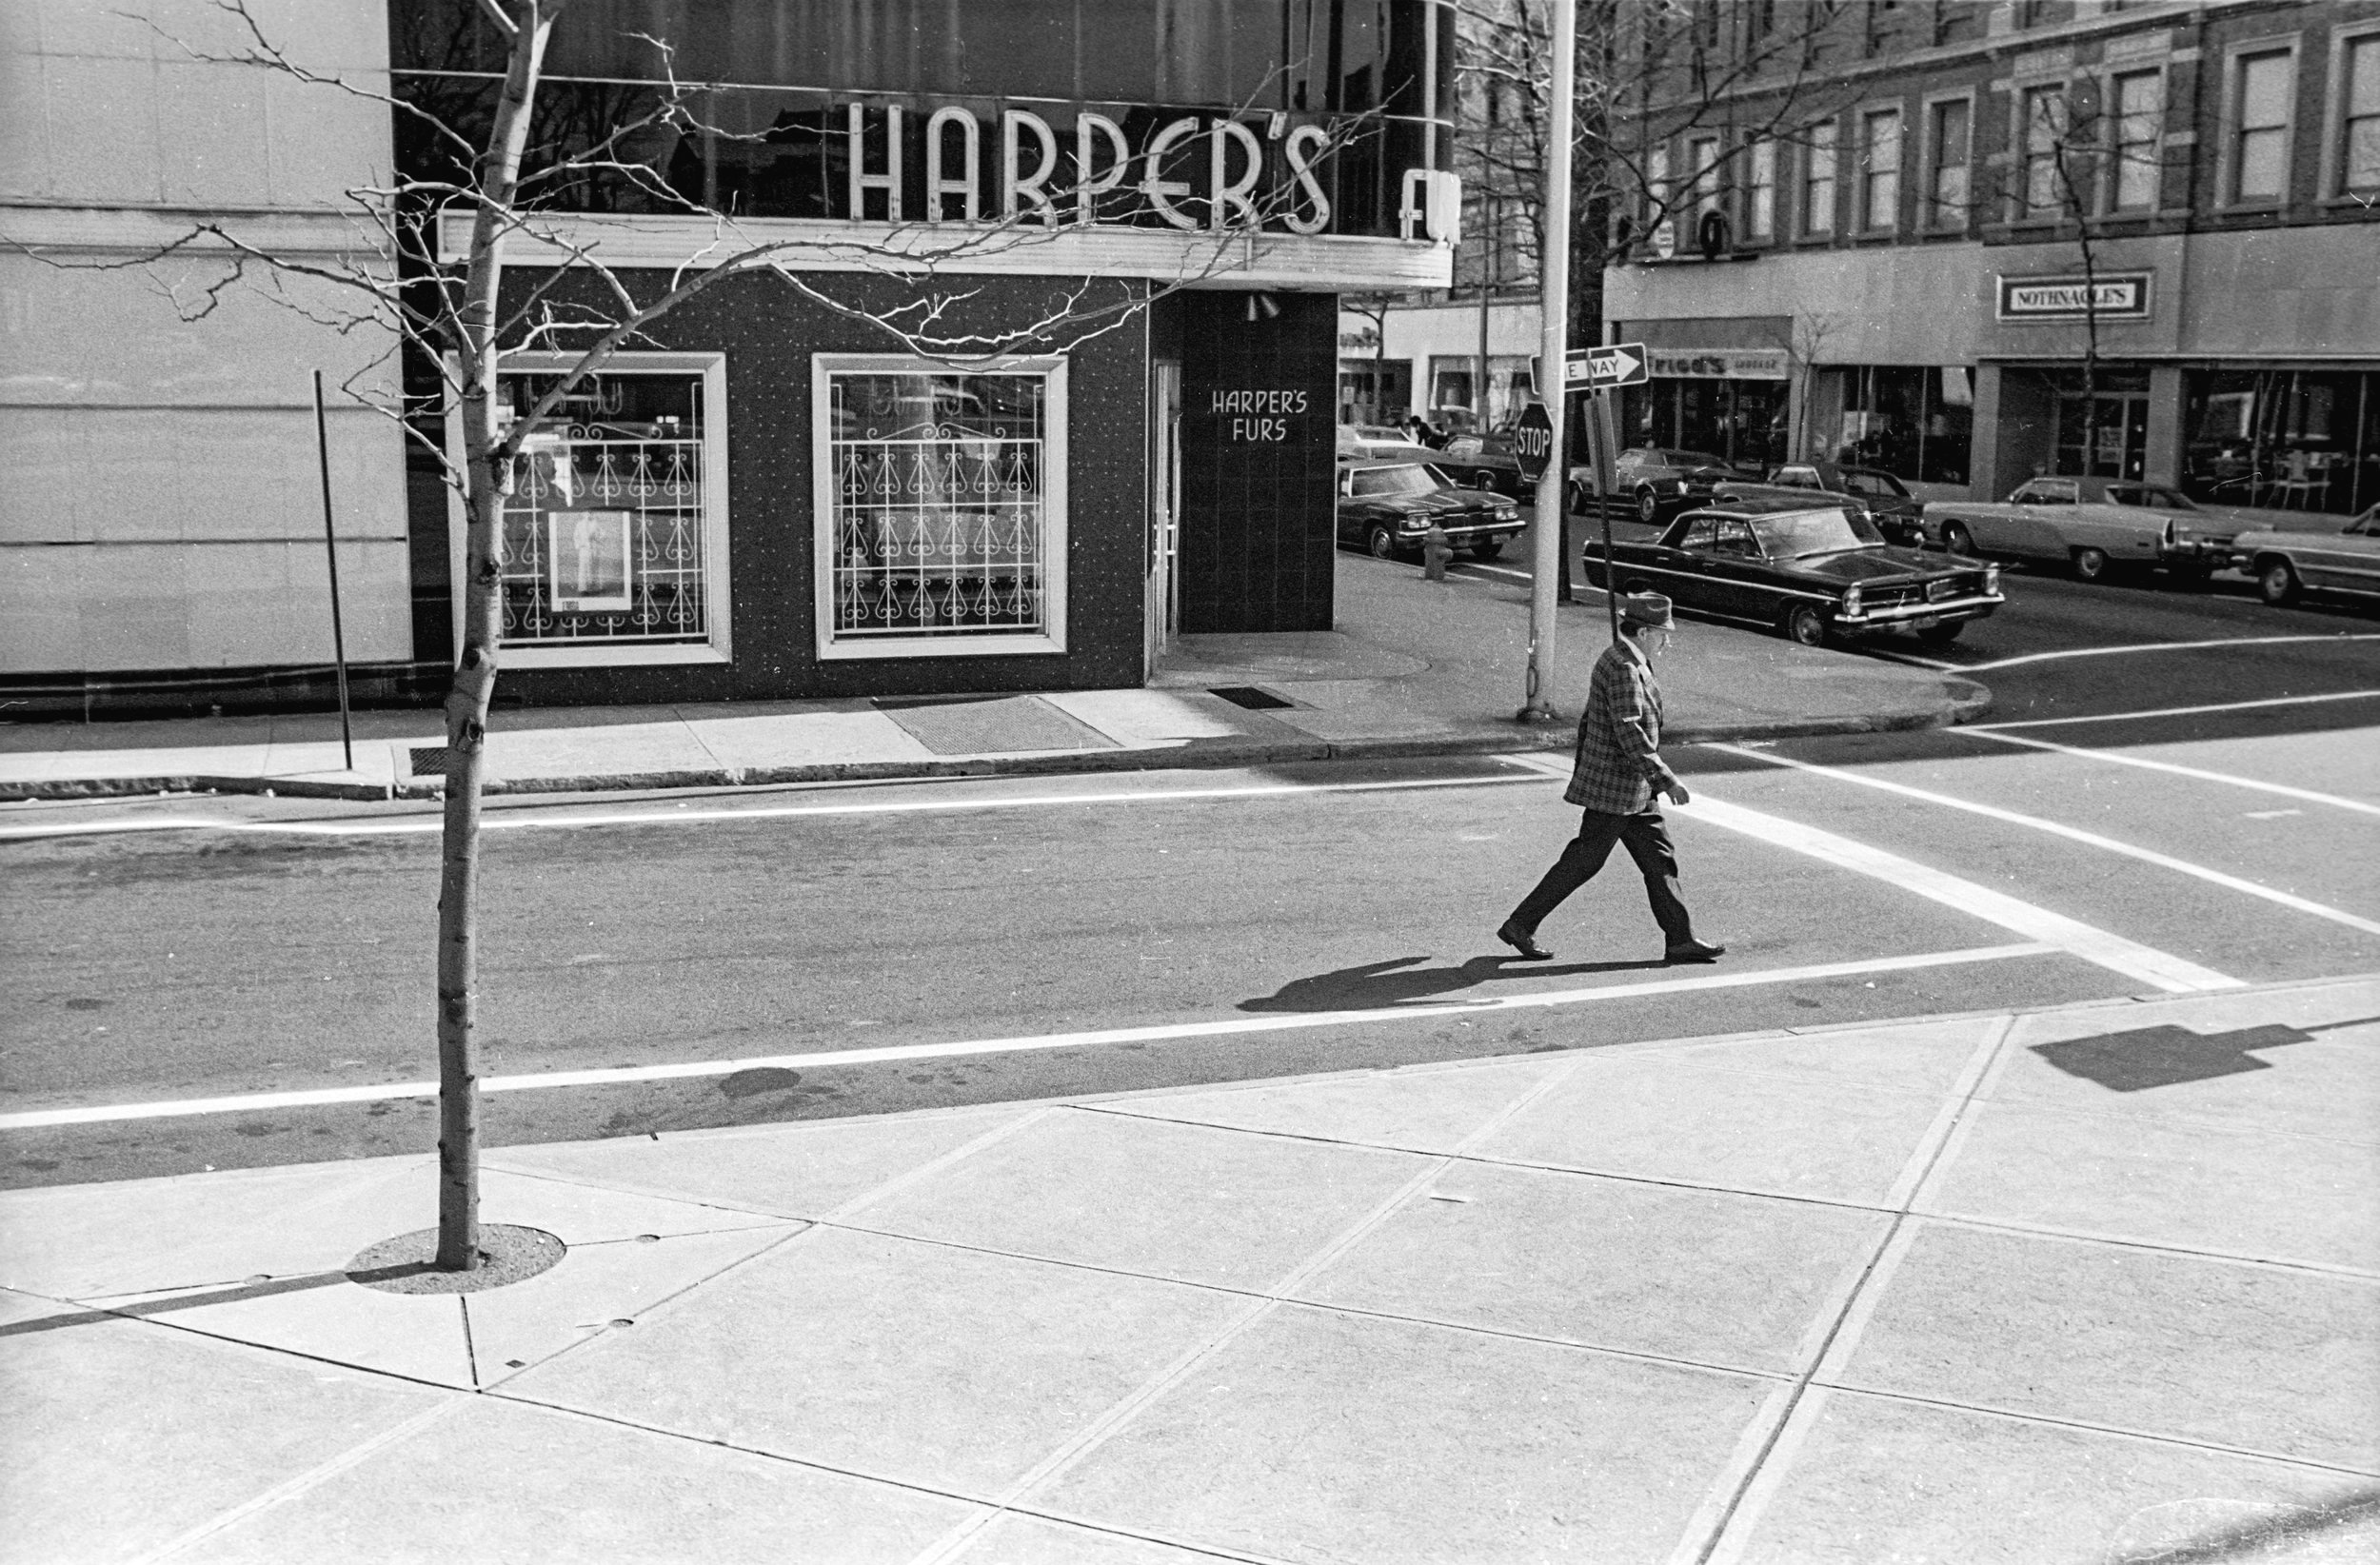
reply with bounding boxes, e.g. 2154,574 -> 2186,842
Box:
1522,0 -> 1576,723
312,370 -> 354,770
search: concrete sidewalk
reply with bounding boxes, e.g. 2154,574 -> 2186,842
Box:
3,977 -> 2372,1563
0,557 -> 1988,802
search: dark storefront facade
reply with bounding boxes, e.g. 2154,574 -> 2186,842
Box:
396,0 -> 1453,705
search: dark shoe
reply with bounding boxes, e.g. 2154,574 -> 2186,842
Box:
1497,921 -> 1554,961
1665,939 -> 1725,963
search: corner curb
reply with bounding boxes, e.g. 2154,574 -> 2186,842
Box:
1,680 -> 1990,804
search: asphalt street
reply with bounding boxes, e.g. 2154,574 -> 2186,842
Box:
3,563 -> 2373,1186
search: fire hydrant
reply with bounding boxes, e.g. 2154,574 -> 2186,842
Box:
1421,525 -> 1453,581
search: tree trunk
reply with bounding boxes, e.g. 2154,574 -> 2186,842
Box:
435,0 -> 555,1272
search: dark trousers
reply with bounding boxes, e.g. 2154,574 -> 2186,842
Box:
1507,806 -> 1695,943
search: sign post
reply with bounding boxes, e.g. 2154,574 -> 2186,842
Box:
1520,0 -> 1575,724
1557,345 -> 1647,643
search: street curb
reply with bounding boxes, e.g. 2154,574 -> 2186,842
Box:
0,678 -> 1990,803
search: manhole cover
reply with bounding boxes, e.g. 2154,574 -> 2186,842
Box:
346,1224 -> 565,1295
1209,685 -> 1296,710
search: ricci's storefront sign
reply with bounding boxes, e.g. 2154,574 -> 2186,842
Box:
841,103 -> 1455,242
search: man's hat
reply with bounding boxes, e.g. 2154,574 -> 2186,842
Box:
1619,592 -> 1674,630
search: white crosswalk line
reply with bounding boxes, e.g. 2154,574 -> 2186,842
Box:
0,942 -> 2055,1132
1502,752 -> 2238,991
1705,743 -> 2380,941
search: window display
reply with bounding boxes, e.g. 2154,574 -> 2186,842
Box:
486,361 -> 724,659
2182,369 -> 2378,516
816,359 -> 1065,657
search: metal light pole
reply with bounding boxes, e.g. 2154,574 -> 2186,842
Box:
1521,0 -> 1576,722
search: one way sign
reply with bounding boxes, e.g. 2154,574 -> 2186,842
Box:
1565,343 -> 1650,389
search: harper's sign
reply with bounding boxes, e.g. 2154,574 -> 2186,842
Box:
1210,387 -> 1311,443
1646,348 -> 1789,382
1995,271 -> 2154,323
837,103 -> 1450,241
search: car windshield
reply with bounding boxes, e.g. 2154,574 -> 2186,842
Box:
1666,450 -> 1734,469
2103,484 -> 2199,511
1749,509 -> 1885,557
1847,470 -> 1912,498
1351,465 -> 1445,497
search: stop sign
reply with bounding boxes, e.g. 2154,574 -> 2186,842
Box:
1513,402 -> 1555,481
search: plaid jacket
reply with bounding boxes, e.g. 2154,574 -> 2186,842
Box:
1564,639 -> 1681,814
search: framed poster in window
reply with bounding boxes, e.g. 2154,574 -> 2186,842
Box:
549,509 -> 634,612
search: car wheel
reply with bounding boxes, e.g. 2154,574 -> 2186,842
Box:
1779,604 -> 1829,646
1470,472 -> 1496,490
1636,486 -> 1660,524
2258,558 -> 2301,606
2072,545 -> 2112,583
1367,525 -> 1399,561
1914,620 -> 1964,645
1469,540 -> 1504,561
1942,521 -> 1975,557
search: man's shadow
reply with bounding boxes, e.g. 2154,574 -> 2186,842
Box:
1240,953 -> 1666,1014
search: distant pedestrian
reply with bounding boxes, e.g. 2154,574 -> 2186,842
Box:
1497,593 -> 1725,964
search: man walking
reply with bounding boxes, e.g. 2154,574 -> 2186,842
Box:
1497,592 -> 1724,963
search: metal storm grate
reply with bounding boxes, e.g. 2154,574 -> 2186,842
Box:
1209,686 -> 1295,710
407,746 -> 449,775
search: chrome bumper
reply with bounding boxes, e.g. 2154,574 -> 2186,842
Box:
1835,592 -> 2004,627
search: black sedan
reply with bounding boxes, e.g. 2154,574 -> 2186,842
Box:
1570,446 -> 1743,523
1582,501 -> 2004,646
1715,461 -> 1927,547
1432,432 -> 1528,497
1338,459 -> 1523,561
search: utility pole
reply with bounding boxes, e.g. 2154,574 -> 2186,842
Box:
1521,0 -> 1575,723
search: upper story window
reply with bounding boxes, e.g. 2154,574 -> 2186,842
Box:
812,357 -> 1067,660
2111,69 -> 2164,211
2231,49 -> 2296,203
1928,98 -> 1972,228
1860,109 -> 1902,230
2340,33 -> 2380,195
2020,85 -> 2069,217
1803,120 -> 1839,234
1745,137 -> 1777,239
1687,134 -> 1723,215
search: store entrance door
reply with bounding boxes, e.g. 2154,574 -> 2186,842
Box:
1146,359 -> 1182,675
2055,391 -> 2150,480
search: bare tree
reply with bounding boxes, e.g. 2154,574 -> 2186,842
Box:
27,0 -> 1364,1272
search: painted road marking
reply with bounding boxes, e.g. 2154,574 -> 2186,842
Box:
1707,743 -> 2380,941
2245,809 -> 2305,820
0,769 -> 1554,842
0,943 -> 2058,1132
1503,754 -> 2239,992
1953,633 -> 2380,674
1951,728 -> 2380,818
1971,689 -> 2380,730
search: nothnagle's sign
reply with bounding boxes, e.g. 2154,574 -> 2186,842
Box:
1996,271 -> 2154,324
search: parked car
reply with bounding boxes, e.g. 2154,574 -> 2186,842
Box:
1568,447 -> 1744,524
1433,431 -> 1528,497
1922,476 -> 2234,584
1715,461 -> 1926,547
2230,504 -> 2380,606
1337,459 -> 1523,561
1337,424 -> 1419,460
1580,500 -> 2004,645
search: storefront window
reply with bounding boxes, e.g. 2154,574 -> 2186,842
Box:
1836,365 -> 1974,485
2182,369 -> 2378,515
2047,370 -> 2152,480
814,358 -> 1066,658
1625,378 -> 1790,472
475,356 -> 729,664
